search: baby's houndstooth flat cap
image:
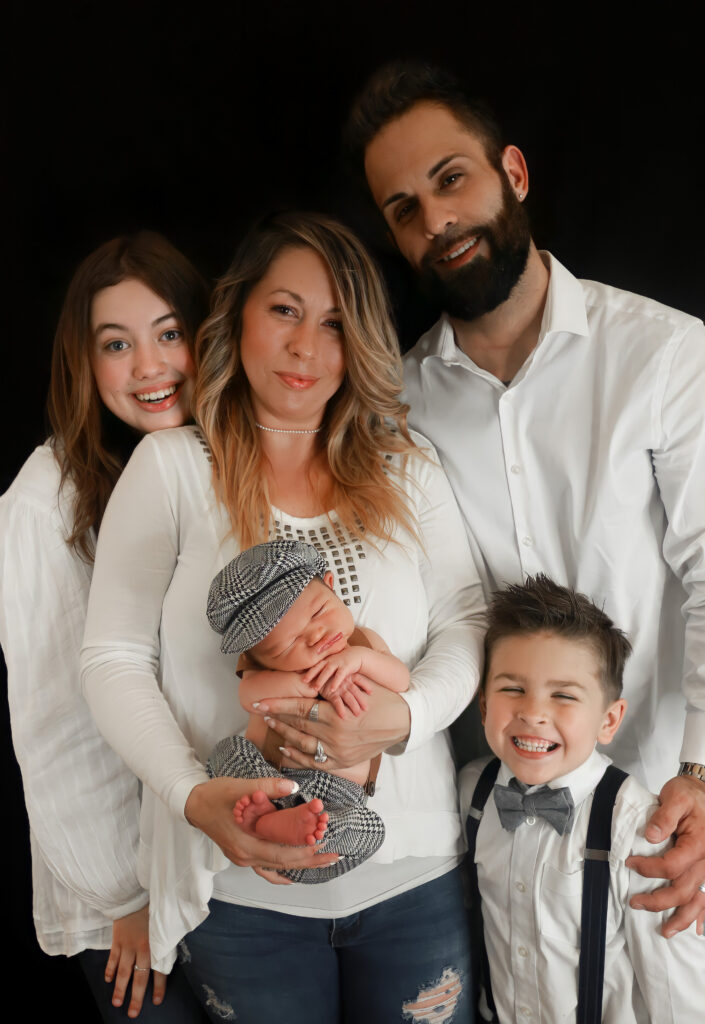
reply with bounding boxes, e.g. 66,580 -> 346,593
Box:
207,540 -> 327,654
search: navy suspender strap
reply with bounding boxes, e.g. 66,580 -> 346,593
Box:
466,757 -> 501,1021
577,763 -> 628,1024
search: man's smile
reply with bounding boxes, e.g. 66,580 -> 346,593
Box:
438,235 -> 481,267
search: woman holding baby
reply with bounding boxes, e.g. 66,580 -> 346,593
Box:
82,211 -> 485,1022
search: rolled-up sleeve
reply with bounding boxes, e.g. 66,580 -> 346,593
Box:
652,322 -> 705,765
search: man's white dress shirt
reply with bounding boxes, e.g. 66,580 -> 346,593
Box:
404,254 -> 705,792
459,750 -> 704,1023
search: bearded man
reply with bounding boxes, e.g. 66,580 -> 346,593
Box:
346,61 -> 705,938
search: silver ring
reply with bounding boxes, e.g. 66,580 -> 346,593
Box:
309,702 -> 319,722
134,966 -> 150,973
698,882 -> 705,895
314,740 -> 328,764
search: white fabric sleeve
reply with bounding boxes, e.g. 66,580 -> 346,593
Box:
81,436 -> 209,820
653,321 -> 705,765
399,441 -> 486,752
621,805 -> 705,1020
0,467 -> 147,920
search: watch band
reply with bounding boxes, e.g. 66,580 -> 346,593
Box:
678,762 -> 705,784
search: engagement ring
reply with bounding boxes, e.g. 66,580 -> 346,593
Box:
314,740 -> 328,764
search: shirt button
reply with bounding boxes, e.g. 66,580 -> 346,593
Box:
510,464 -> 521,474
522,536 -> 533,547
518,946 -> 528,958
515,881 -> 526,893
520,1008 -> 533,1018
526,816 -> 536,825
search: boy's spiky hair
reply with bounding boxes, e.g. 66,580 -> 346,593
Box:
484,575 -> 632,702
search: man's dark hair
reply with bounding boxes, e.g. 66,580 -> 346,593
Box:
484,575 -> 632,703
344,60 -> 505,184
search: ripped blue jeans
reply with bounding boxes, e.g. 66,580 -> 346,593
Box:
179,865 -> 473,1023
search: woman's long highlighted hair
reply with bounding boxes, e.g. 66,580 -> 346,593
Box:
47,232 -> 209,560
194,211 -> 417,548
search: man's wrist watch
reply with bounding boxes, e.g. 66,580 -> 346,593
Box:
678,762 -> 705,784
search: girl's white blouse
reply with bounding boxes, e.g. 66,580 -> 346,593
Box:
0,445 -> 147,956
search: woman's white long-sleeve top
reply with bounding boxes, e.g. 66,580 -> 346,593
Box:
81,426 -> 485,971
0,445 -> 148,955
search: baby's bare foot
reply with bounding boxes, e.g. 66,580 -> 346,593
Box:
233,790 -> 277,836
251,798 -> 329,846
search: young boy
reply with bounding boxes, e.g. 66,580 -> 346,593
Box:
206,539 -> 410,882
459,575 -> 703,1024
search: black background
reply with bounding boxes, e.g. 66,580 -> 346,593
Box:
4,1 -> 702,1013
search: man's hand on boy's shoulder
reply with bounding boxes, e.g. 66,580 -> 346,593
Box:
626,774 -> 705,936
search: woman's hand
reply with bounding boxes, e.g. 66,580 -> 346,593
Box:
252,679 -> 411,769
184,776 -> 339,881
106,904 -> 164,1019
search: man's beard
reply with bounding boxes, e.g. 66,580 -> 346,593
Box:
418,174 -> 531,322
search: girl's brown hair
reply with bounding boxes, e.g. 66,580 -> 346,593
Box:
194,211 -> 417,548
47,232 -> 210,560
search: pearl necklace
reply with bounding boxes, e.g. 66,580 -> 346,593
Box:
255,422 -> 322,435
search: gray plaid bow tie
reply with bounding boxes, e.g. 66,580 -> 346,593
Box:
493,777 -> 575,835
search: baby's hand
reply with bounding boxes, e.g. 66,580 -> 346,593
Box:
302,648 -> 365,692
320,676 -> 373,718
297,679 -> 327,701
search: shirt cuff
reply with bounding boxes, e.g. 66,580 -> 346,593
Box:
104,890 -> 150,922
393,688 -> 425,753
680,709 -> 705,766
170,767 -> 212,822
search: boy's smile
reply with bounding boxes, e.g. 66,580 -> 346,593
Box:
481,631 -> 626,786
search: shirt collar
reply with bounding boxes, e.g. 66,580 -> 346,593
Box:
418,312 -> 460,364
418,251 -> 590,368
497,748 -> 613,809
537,251 -> 590,342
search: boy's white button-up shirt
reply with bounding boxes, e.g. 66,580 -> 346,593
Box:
404,255 -> 705,792
459,750 -> 704,1023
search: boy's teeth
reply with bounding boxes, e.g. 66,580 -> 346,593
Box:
513,737 -> 557,752
135,384 -> 177,403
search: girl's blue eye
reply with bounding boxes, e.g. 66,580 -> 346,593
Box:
105,340 -> 128,352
